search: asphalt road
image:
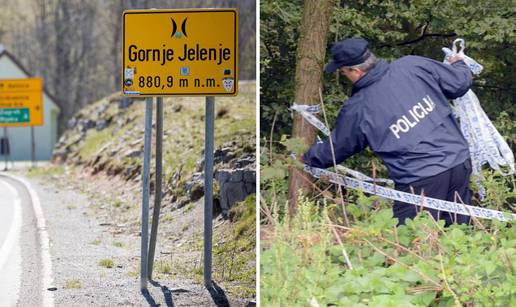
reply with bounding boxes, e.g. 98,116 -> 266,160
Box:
1,172 -> 248,306
0,177 -> 21,307
0,175 -> 47,307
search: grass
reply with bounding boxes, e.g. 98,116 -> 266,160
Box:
128,270 -> 138,278
98,258 -> 114,268
161,214 -> 174,222
64,279 -> 82,289
113,241 -> 124,248
210,195 -> 256,295
112,199 -> 122,208
230,195 -> 256,238
90,239 -> 101,245
26,165 -> 65,178
156,260 -> 172,275
78,128 -> 113,160
184,203 -> 194,212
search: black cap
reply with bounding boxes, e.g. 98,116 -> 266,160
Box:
325,37 -> 370,73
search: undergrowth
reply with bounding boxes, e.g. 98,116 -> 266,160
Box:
261,197 -> 515,306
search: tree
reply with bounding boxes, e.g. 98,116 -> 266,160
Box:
287,0 -> 335,214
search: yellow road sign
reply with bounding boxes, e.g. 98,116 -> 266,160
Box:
122,9 -> 238,96
0,78 -> 43,127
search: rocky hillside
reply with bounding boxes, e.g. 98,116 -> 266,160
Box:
49,81 -> 256,302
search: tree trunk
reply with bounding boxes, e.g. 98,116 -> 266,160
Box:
287,0 -> 335,215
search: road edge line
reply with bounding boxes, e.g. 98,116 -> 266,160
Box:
0,179 -> 22,272
1,174 -> 55,307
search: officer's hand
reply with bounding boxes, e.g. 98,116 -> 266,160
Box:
448,54 -> 464,64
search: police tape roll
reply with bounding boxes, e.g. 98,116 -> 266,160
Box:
305,165 -> 515,222
443,39 -> 515,199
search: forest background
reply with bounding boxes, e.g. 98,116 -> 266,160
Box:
260,1 -> 515,306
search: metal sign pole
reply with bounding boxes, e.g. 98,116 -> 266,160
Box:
148,97 -> 164,280
140,97 -> 154,291
3,127 -> 7,171
204,96 -> 215,288
30,126 -> 36,168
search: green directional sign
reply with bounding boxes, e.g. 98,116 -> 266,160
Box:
0,108 -> 30,124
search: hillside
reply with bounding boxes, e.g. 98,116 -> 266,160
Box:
35,81 -> 256,303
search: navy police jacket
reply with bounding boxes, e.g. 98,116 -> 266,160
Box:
303,56 -> 473,184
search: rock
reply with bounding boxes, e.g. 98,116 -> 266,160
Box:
109,149 -> 119,157
195,158 -> 204,172
217,167 -> 256,215
173,196 -> 190,210
67,117 -> 77,129
172,104 -> 182,112
216,107 -> 229,118
118,97 -> 134,109
52,149 -> 68,164
129,139 -> 142,147
122,148 -> 143,159
96,119 -> 108,131
232,155 -> 255,168
78,119 -> 96,132
185,172 -> 204,202
214,147 -> 236,164
189,182 -> 204,202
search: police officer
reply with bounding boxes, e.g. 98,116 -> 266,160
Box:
302,37 -> 473,226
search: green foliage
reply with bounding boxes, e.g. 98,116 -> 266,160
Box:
261,2 -> 515,305
261,0 -> 515,141
261,199 -> 516,306
260,0 -> 304,136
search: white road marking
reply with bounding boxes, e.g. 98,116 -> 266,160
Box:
1,174 -> 55,307
0,178 -> 22,307
0,179 -> 21,271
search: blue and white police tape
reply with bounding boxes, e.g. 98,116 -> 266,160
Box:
292,102 -> 515,221
336,165 -> 393,185
442,38 -> 483,75
305,165 -> 515,222
291,103 -> 331,136
443,39 -> 515,199
290,103 -> 393,185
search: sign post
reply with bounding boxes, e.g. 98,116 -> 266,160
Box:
140,96 -> 153,290
31,126 -> 36,168
148,96 -> 164,279
203,96 -> 215,287
122,8 -> 238,292
2,127 -> 8,171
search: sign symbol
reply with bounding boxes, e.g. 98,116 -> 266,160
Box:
180,66 -> 190,76
222,78 -> 234,92
171,17 -> 188,38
